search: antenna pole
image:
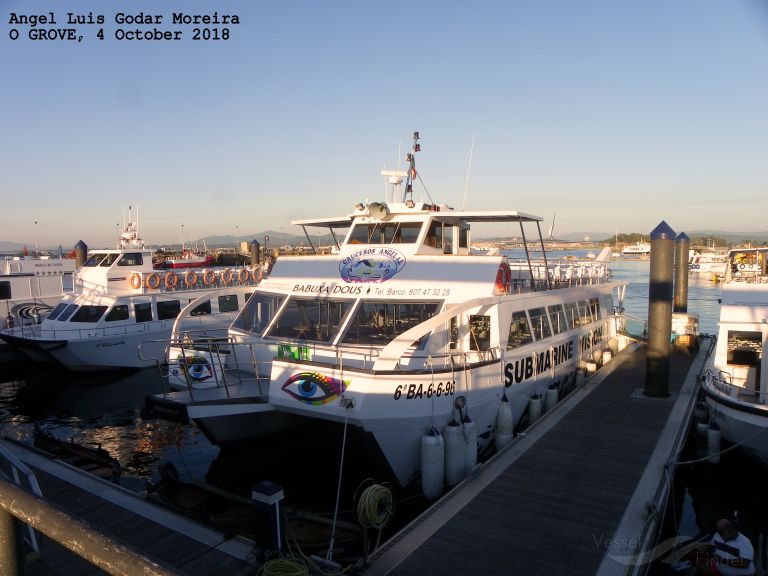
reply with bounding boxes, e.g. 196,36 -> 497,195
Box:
404,131 -> 420,203
461,133 -> 476,211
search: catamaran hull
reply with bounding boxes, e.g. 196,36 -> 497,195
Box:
703,385 -> 768,464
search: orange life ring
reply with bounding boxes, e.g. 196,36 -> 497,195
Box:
184,270 -> 198,287
164,272 -> 178,289
145,273 -> 161,290
221,269 -> 234,285
252,268 -> 263,283
202,269 -> 215,285
237,268 -> 250,284
130,273 -> 142,289
495,262 -> 512,293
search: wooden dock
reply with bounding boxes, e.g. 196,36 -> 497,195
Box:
0,438 -> 259,575
365,341 -> 706,576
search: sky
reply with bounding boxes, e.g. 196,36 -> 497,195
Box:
2,0 -> 767,249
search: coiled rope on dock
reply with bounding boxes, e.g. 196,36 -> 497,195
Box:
357,483 -> 394,529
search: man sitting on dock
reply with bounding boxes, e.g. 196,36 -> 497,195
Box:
695,518 -> 755,576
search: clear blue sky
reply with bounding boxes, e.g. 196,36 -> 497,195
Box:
2,0 -> 767,248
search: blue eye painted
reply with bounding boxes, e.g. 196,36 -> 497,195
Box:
181,358 -> 213,382
282,372 -> 348,405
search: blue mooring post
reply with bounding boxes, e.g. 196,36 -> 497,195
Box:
74,240 -> 88,269
674,232 -> 690,313
250,239 -> 261,265
645,221 -> 676,397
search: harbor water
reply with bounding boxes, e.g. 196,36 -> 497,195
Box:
1,252 -> 763,552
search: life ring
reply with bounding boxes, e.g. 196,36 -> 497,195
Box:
202,270 -> 215,285
164,272 -> 179,289
130,273 -> 142,289
738,263 -> 746,270
145,273 -> 161,290
237,268 -> 250,284
495,262 -> 512,293
252,268 -> 263,283
221,269 -> 234,285
184,270 -> 198,287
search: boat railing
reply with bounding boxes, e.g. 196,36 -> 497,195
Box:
12,319 -> 170,341
149,335 -> 271,401
0,436 -> 43,554
613,310 -> 647,341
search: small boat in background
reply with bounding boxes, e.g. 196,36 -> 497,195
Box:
160,250 -> 215,269
621,241 -> 651,256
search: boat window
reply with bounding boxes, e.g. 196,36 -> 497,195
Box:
157,300 -> 181,320
267,297 -> 353,343
117,253 -> 144,267
83,254 -> 108,267
547,304 -> 569,334
69,305 -> 108,323
589,298 -> 600,319
347,222 -> 421,245
46,302 -> 69,321
564,301 -> 580,326
218,295 -> 239,313
458,225 -> 469,249
57,304 -> 80,322
450,316 -> 458,349
0,281 -> 9,299
726,331 -> 762,366
190,300 -> 212,316
528,307 -> 552,341
469,315 -> 491,351
578,300 -> 592,324
231,293 -> 284,335
424,220 -> 443,249
105,305 -> 129,322
507,310 -> 534,349
341,301 -> 440,346
98,253 -> 120,267
134,302 -> 153,323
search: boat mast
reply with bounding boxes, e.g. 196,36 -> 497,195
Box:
403,131 -> 420,204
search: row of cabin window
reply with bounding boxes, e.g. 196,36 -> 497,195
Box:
347,221 -> 469,250
44,294 -> 245,324
82,252 -> 145,267
504,298 -> 601,350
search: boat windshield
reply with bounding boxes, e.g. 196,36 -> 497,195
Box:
340,301 -> 440,346
230,292 -> 286,336
83,253 -> 109,267
266,297 -> 354,342
347,222 -> 422,244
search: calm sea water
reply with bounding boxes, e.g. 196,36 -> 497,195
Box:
1,252 -> 759,544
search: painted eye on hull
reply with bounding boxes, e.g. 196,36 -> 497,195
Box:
281,372 -> 348,405
182,358 -> 213,381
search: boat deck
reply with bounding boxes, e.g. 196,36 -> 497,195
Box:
364,341 -> 705,576
0,439 -> 258,575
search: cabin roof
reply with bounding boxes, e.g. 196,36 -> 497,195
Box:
291,209 -> 543,228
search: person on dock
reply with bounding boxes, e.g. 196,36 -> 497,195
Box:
694,518 -> 755,576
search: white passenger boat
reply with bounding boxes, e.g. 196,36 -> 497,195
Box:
1,254 -> 74,328
148,133 -> 629,493
621,241 -> 651,256
688,247 -> 727,277
702,247 -> 768,464
0,216 -> 264,371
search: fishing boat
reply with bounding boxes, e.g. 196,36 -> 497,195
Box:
148,132 -> 629,496
159,250 -> 215,269
621,241 -> 652,256
1,254 -> 75,328
702,246 -> 768,464
0,212 -> 264,371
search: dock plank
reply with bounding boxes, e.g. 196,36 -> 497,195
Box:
370,346 -> 697,576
